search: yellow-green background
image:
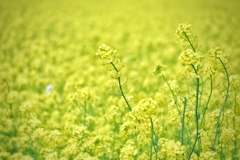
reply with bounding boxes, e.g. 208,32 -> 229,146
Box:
0,0 -> 240,159
1,0 -> 240,94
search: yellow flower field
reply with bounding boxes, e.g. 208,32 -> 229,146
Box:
0,0 -> 240,159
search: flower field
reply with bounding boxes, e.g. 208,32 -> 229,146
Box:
0,0 -> 240,159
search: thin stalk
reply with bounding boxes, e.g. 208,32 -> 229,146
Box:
183,32 -> 201,159
162,75 -> 180,114
110,62 -> 141,124
211,57 -> 230,150
233,91 -> 238,159
133,132 -> 139,160
83,101 -> 87,126
3,80 -> 11,93
112,116 -> 116,159
181,97 -> 187,145
188,64 -> 200,159
110,62 -> 132,111
150,118 -> 156,160
183,32 -> 196,53
9,103 -> 18,137
233,91 -> 236,131
200,74 -> 213,126
182,97 -> 187,159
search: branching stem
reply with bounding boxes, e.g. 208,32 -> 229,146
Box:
201,74 -> 213,126
184,32 -> 200,159
183,32 -> 196,52
211,57 -> 230,150
188,75 -> 200,160
181,97 -> 187,145
110,62 -> 132,111
162,75 -> 180,114
150,118 -> 154,160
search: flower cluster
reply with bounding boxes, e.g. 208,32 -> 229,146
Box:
200,62 -> 218,76
67,87 -> 92,108
152,63 -> 167,76
220,127 -> 235,143
175,23 -> 192,42
120,140 -> 136,159
105,105 -> 121,123
208,47 -> 226,62
132,98 -> 157,120
158,138 -> 185,159
179,48 -> 201,67
96,44 -> 117,64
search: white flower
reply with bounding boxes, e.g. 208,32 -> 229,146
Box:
46,84 -> 54,95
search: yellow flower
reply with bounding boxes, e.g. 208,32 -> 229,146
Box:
132,98 -> 157,120
153,63 -> 167,76
208,47 -> 225,61
96,44 -> 116,64
220,127 -> 235,143
176,23 -> 192,42
179,49 -> 201,67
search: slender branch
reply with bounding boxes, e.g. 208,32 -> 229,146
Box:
162,75 -> 180,115
188,76 -> 200,159
184,32 -> 196,53
110,62 -> 141,124
110,62 -> 132,111
233,90 -> 238,159
181,97 -> 187,145
133,132 -> 139,160
150,118 -> 154,160
183,32 -> 201,159
3,80 -> 11,93
181,97 -> 187,159
201,74 -> 213,126
211,57 -> 230,150
112,116 -> 117,159
83,101 -> 87,126
191,64 -> 198,75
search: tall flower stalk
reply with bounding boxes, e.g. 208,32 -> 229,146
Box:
96,44 -> 132,112
210,51 -> 231,150
176,23 -> 202,159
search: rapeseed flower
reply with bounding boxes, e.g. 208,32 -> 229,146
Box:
179,49 -> 201,67
96,44 -> 116,64
153,63 -> 167,76
132,98 -> 157,120
176,23 -> 192,42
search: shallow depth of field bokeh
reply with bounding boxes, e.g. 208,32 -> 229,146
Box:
0,0 -> 240,159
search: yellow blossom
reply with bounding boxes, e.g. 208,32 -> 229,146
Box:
96,44 -> 116,64
176,23 -> 192,42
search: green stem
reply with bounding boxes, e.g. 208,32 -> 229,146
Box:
110,62 -> 142,124
181,97 -> 187,159
188,67 -> 200,159
181,97 -> 187,145
110,62 -> 132,111
183,31 -> 201,159
162,75 -> 180,115
3,80 -> 11,93
200,74 -> 213,126
233,90 -> 238,159
211,57 -> 230,150
150,118 -> 154,160
112,116 -> 116,159
83,101 -> 87,126
133,132 -> 139,160
233,91 -> 236,131
9,103 -> 18,137
184,32 -> 196,53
